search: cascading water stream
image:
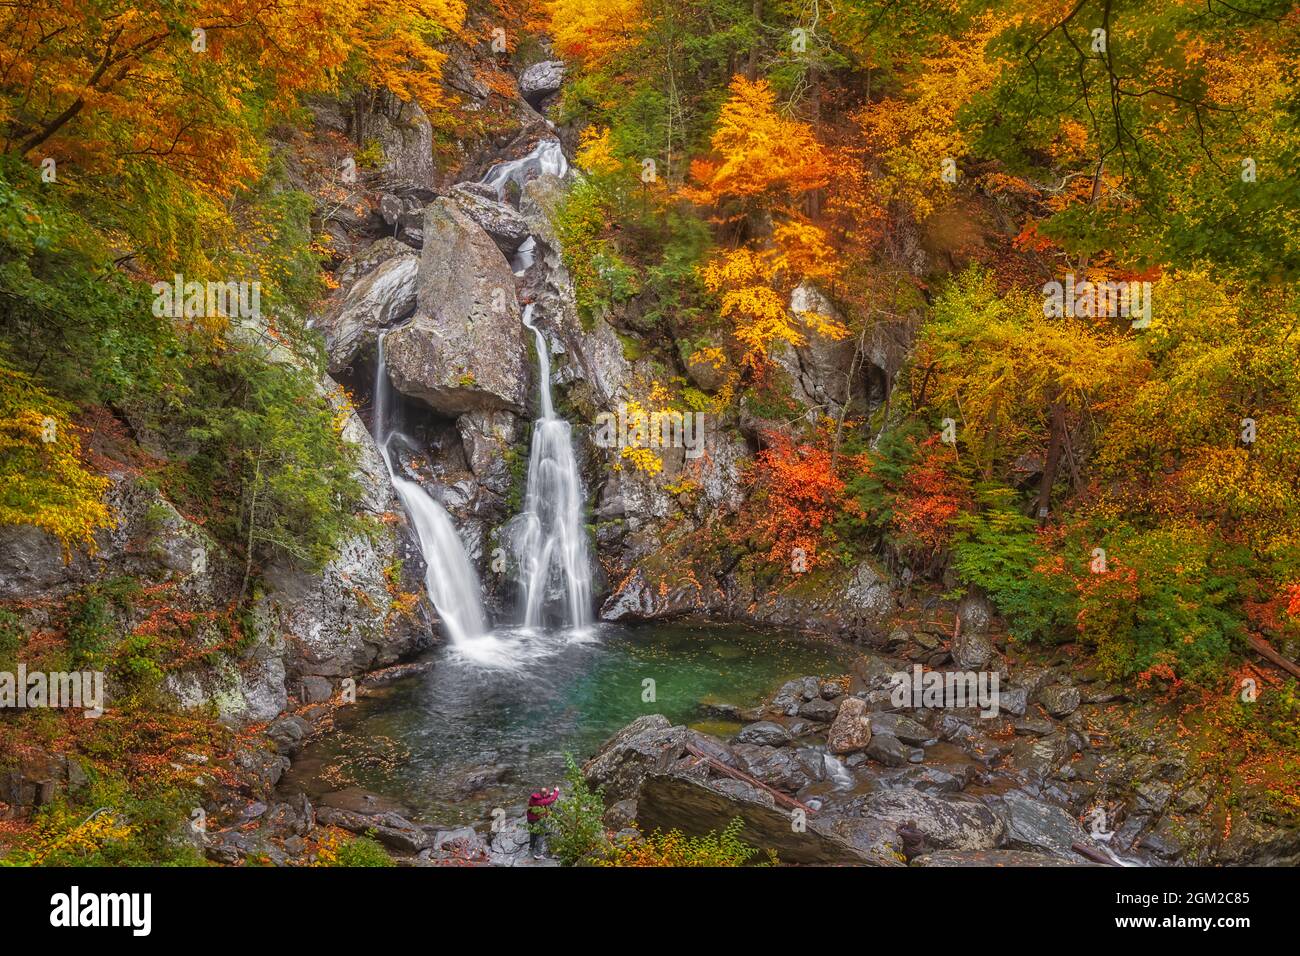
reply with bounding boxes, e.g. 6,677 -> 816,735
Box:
512,304 -> 592,630
373,336 -> 489,646
479,139 -> 568,203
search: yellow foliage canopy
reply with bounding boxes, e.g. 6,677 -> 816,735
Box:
0,365 -> 114,560
684,76 -> 831,212
547,0 -> 644,68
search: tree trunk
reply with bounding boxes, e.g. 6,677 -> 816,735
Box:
1035,401 -> 1067,524
746,0 -> 763,80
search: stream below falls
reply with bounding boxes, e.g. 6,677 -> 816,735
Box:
279,622 -> 856,828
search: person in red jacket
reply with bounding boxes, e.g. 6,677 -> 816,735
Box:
526,786 -> 559,858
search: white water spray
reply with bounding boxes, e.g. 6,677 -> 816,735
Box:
480,140 -> 568,204
512,305 -> 592,629
374,336 -> 488,645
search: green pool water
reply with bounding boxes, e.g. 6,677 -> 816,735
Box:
279,621 -> 855,827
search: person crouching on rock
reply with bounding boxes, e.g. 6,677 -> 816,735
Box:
527,786 -> 559,858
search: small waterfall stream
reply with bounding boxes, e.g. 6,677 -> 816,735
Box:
480,139 -> 568,202
512,304 -> 592,630
373,336 -> 489,646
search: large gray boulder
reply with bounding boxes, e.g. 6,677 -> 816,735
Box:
383,198 -> 529,415
994,790 -> 1096,859
320,252 -> 419,373
636,773 -> 900,866
857,789 -> 1008,851
582,715 -> 689,804
449,183 -> 531,253
518,60 -> 565,102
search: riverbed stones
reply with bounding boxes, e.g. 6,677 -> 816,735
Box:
827,697 -> 873,754
869,712 -> 935,746
736,721 -> 793,747
866,733 -> 921,767
799,697 -> 839,722
730,744 -> 813,792
1038,683 -> 1081,717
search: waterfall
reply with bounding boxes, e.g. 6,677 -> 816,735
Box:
512,304 -> 592,630
480,139 -> 568,204
823,753 -> 854,791
373,336 -> 488,645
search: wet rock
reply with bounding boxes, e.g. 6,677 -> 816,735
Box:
315,806 -> 432,854
1013,717 -> 1056,736
1140,817 -> 1189,860
994,790 -> 1094,859
798,697 -> 839,722
699,698 -> 742,721
446,764 -> 510,798
300,676 -> 333,704
265,717 -> 311,757
878,764 -> 971,794
857,789 -> 1007,851
819,679 -> 845,700
583,714 -> 688,803
869,712 -> 935,746
951,629 -> 995,670
736,721 -> 792,747
685,729 -> 735,766
636,773 -> 899,865
318,788 -> 409,816
730,744 -> 812,792
1038,684 -> 1081,717
866,733 -> 918,768
1135,780 -> 1173,815
997,686 -> 1029,717
1008,732 -> 1075,784
826,697 -> 873,754
456,410 -> 521,495
913,849 -> 1096,867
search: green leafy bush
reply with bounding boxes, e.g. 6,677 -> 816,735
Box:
542,753 -> 609,866
949,485 -> 1069,644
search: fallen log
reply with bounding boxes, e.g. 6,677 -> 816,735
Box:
683,741 -> 816,816
1246,632 -> 1300,681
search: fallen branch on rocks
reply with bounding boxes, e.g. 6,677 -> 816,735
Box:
1246,633 -> 1300,681
683,741 -> 816,816
1071,842 -> 1119,866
